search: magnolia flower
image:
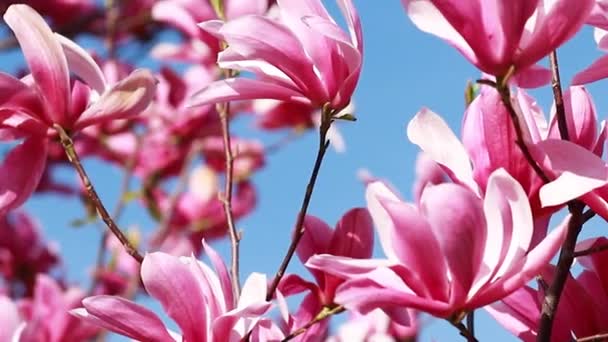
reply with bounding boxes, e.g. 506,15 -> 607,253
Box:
152,0 -> 269,63
308,168 -> 568,319
0,4 -> 156,215
14,274 -> 100,341
73,241 -> 272,341
488,237 -> 608,341
277,209 -> 373,340
189,0 -> 363,113
402,0 -> 594,87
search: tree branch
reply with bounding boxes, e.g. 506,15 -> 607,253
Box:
55,125 -> 143,263
266,105 -> 334,301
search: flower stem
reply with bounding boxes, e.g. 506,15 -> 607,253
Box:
281,305 -> 344,341
266,105 -> 334,301
55,124 -> 143,263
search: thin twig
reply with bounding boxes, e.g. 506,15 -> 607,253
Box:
576,332 -> 608,342
281,305 -> 345,341
55,125 -> 143,263
537,50 -> 588,342
492,80 -> 550,183
218,98 -> 242,301
88,134 -> 142,295
450,320 -> 479,342
573,243 -> 608,258
466,311 -> 475,340
266,105 -> 334,301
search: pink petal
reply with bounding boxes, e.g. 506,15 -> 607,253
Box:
336,267 -> 451,317
512,64 -> 552,88
329,208 -> 374,259
77,296 -> 175,341
365,181 -> 402,260
75,69 -> 156,130
0,296 -> 21,341
485,287 -> 539,342
517,0 -> 594,70
378,197 -> 449,302
141,252 -> 208,342
225,0 -> 268,19
420,183 -> 486,307
407,108 -> 477,192
0,73 -> 45,120
533,140 -> 608,207
188,78 -> 310,107
4,4 -> 70,125
476,169 -> 533,294
548,86 -> 598,151
469,215 -> 568,308
572,54 -> 608,85
297,215 -> 333,272
306,254 -> 394,278
217,15 -> 327,101
55,33 -> 107,94
152,0 -> 201,37
0,137 -> 47,216
202,240 -> 234,312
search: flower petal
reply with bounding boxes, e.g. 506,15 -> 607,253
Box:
55,33 -> 106,94
0,137 -> 47,216
407,108 -> 477,192
141,252 -> 208,342
75,69 -> 156,130
4,4 -> 70,124
77,296 -> 175,342
188,78 -> 310,107
329,208 -> 374,259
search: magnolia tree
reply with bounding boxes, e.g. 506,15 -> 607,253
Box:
2,0 -> 608,341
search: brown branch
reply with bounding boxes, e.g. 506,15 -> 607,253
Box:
576,332 -> 608,342
537,50 -> 588,342
492,80 -> 550,184
281,305 -> 344,341
88,134 -> 142,295
450,320 -> 479,342
55,124 -> 143,263
266,105 -> 334,301
573,243 -> 608,258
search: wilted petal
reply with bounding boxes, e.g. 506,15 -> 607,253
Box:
75,69 -> 156,129
4,4 -> 70,124
0,137 -> 47,216
77,296 -> 175,342
141,252 -> 208,342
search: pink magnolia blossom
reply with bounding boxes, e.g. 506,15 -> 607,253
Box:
73,241 -> 272,341
0,211 -> 61,298
307,168 -> 568,319
487,237 -> 608,341
402,0 -> 594,87
189,0 -> 363,112
15,274 -> 100,342
0,4 -> 156,215
201,136 -> 266,180
277,208 -> 373,340
152,0 -> 269,64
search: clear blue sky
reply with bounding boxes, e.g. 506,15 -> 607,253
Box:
10,1 -> 608,341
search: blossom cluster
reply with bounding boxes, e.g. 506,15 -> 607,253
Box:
2,0 -> 608,341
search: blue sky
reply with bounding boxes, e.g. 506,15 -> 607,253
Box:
7,0 -> 608,341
